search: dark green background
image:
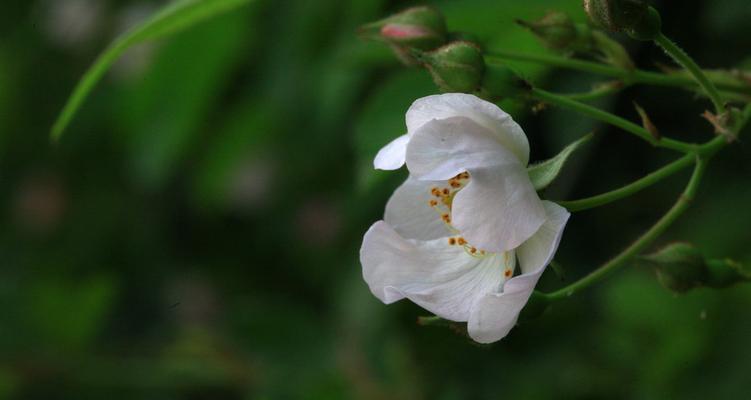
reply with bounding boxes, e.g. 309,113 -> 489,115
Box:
1,0 -> 750,398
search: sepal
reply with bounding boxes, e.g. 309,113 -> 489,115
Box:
527,133 -> 593,191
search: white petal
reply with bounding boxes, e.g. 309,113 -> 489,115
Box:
452,166 -> 546,253
360,221 -> 506,322
384,176 -> 452,241
405,116 -> 546,252
466,201 -> 570,344
406,116 -> 510,180
516,201 -> 570,275
406,93 -> 529,165
374,134 -> 409,170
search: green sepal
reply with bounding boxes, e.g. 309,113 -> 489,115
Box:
527,133 -> 594,191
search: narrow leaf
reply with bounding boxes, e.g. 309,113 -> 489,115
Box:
51,0 -> 254,141
527,133 -> 593,191
633,101 -> 661,140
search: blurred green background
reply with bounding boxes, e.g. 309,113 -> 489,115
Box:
1,0 -> 751,398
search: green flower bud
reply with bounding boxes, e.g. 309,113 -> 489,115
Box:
642,242 -> 706,293
359,6 -> 447,64
705,258 -> 751,288
517,12 -> 579,51
639,243 -> 751,293
478,63 -> 527,101
518,11 -> 634,68
582,0 -> 661,40
417,41 -> 485,93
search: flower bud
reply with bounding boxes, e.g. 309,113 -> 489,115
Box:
478,63 -> 527,101
417,41 -> 485,93
705,258 -> 751,288
642,243 -> 706,293
582,0 -> 661,40
640,243 -> 751,293
359,6 -> 447,64
518,11 -> 634,68
516,12 -> 579,51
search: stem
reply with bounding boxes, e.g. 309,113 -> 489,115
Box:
654,33 -> 725,113
537,104 -> 750,302
542,156 -> 707,301
556,153 -> 695,212
530,87 -> 696,153
562,81 -> 625,102
485,50 -> 750,94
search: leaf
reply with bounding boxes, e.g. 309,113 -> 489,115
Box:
50,0 -> 255,141
527,132 -> 593,191
633,101 -> 661,140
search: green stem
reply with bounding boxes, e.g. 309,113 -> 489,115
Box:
537,104 -> 750,301
556,153 -> 695,212
562,81 -> 625,102
485,50 -> 750,94
654,33 -> 725,113
542,156 -> 707,301
530,87 -> 696,153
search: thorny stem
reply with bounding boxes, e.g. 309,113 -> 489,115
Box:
654,33 -> 725,113
485,50 -> 750,95
530,87 -> 697,153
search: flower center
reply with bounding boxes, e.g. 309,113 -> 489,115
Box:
427,171 -> 469,227
427,171 -> 515,279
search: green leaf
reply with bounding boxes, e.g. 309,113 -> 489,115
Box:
527,132 -> 593,191
50,0 -> 255,141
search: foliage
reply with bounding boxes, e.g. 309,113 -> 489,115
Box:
2,0 -> 751,398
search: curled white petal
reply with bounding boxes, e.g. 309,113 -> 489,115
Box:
406,117 -> 546,252
384,176 -> 451,241
452,167 -> 546,253
405,93 -> 530,165
516,201 -> 571,275
374,134 -> 409,170
360,221 -> 506,322
466,201 -> 570,343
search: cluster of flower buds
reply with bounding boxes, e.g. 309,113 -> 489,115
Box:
360,6 -> 492,95
517,11 -> 634,69
582,0 -> 662,41
639,243 -> 751,293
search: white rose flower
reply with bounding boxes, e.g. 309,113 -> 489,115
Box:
361,93 -> 570,343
